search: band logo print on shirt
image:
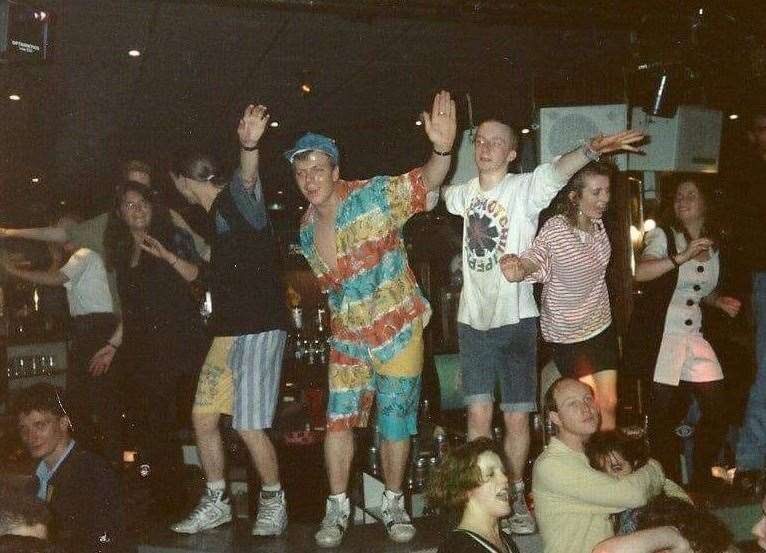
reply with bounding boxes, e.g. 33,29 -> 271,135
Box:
465,196 -> 509,272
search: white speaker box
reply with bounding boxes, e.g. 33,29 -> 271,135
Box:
628,106 -> 722,173
449,128 -> 478,185
539,104 -> 629,170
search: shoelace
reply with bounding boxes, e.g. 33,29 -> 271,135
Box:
321,499 -> 346,529
384,496 -> 409,524
188,491 -> 219,520
256,495 -> 283,526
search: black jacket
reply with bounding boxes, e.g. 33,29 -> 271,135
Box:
39,445 -> 126,553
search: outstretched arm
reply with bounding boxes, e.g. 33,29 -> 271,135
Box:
553,130 -> 645,181
238,103 -> 270,189
421,90 -> 457,193
0,226 -> 67,243
1,255 -> 67,286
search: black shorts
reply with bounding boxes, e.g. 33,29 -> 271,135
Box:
551,325 -> 619,379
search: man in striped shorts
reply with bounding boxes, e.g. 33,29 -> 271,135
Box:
442,116 -> 644,535
170,105 -> 289,536
289,91 -> 457,548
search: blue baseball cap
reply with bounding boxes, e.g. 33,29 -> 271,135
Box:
284,132 -> 339,165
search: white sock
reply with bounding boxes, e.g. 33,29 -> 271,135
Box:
384,489 -> 402,499
206,480 -> 226,493
262,482 -> 282,493
329,492 -> 348,504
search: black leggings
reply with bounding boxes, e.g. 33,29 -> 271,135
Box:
648,380 -> 727,486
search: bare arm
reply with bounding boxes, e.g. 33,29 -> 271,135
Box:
592,527 -> 692,553
421,90 -> 457,193
238,104 -> 270,188
553,130 -> 645,181
635,237 -> 714,282
89,321 -> 123,376
0,226 -> 67,243
140,236 -> 199,282
1,256 -> 68,286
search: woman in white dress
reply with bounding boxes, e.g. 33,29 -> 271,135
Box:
635,178 -> 741,490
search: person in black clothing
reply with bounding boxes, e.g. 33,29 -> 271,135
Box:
166,105 -> 289,537
104,181 -> 209,518
427,438 -> 520,553
12,383 -> 125,553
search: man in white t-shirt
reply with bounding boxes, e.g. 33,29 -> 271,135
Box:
1,215 -> 121,463
442,116 -> 643,534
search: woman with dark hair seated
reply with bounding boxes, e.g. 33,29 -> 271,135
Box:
427,438 -> 520,553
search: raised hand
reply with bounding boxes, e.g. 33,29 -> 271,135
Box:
238,104 -> 270,148
139,235 -> 172,262
422,90 -> 457,153
678,237 -> 714,263
589,129 -> 646,155
499,254 -> 525,282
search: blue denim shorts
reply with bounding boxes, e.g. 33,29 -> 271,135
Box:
458,318 -> 538,412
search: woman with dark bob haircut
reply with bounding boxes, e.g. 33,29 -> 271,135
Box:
427,438 -> 520,553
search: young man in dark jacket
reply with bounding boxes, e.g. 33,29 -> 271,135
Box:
13,383 -> 125,553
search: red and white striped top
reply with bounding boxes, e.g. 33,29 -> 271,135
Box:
521,214 -> 612,344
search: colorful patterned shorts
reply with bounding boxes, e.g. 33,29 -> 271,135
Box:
327,321 -> 423,441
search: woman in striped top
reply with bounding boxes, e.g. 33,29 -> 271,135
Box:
500,162 -> 618,429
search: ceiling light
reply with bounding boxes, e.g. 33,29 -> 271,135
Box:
277,190 -> 284,195
301,84 -> 311,93
128,49 -> 141,57
728,113 -> 739,120
60,201 -> 66,206
298,205 -> 305,211
521,128 -> 530,134
8,94 -> 20,101
269,121 -> 279,128
643,218 -> 656,232
415,120 -> 423,126
31,177 -> 40,183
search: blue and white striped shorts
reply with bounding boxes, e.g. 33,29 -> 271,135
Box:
193,330 -> 286,430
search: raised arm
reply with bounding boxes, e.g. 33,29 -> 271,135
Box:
0,226 -> 67,243
421,90 -> 457,193
553,130 -> 645,181
238,104 -> 270,189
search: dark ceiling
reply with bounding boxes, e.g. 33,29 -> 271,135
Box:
0,0 -> 764,225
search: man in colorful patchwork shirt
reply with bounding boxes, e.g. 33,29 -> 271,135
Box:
287,91 -> 456,548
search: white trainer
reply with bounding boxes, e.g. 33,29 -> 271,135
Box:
380,491 -> 415,543
170,488 -> 232,534
314,495 -> 350,548
251,490 -> 288,536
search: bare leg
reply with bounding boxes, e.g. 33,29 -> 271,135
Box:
467,401 -> 494,440
324,429 -> 354,494
380,438 -> 410,492
581,370 -> 618,431
193,412 -> 225,482
503,411 -> 530,482
238,429 -> 280,486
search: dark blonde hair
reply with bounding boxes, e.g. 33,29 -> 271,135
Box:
426,437 -> 500,512
553,161 -> 614,226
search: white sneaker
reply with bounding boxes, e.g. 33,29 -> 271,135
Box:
502,493 -> 537,535
380,491 -> 415,543
251,490 -> 288,536
170,488 -> 232,534
314,496 -> 350,548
